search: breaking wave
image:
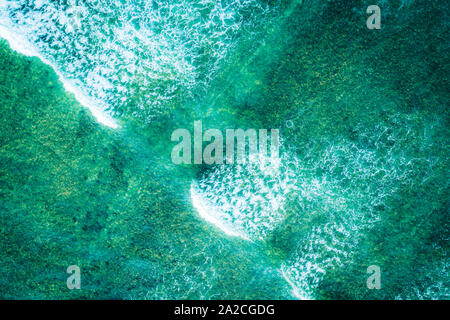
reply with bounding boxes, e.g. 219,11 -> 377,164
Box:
192,111 -> 445,298
0,0 -> 279,124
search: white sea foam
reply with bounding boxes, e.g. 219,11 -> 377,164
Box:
191,150 -> 295,241
191,124 -> 427,298
0,12 -> 118,128
0,0 -> 278,124
191,183 -> 250,240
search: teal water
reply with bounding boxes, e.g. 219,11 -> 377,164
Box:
0,0 -> 448,299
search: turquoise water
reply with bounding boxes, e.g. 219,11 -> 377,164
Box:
0,0 -> 448,299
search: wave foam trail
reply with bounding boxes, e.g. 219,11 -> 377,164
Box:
191,183 -> 250,240
0,20 -> 118,128
191,151 -> 295,241
0,0 -> 279,124
192,124 -> 426,298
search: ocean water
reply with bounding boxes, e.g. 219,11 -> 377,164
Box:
0,0 -> 280,125
0,0 -> 448,299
